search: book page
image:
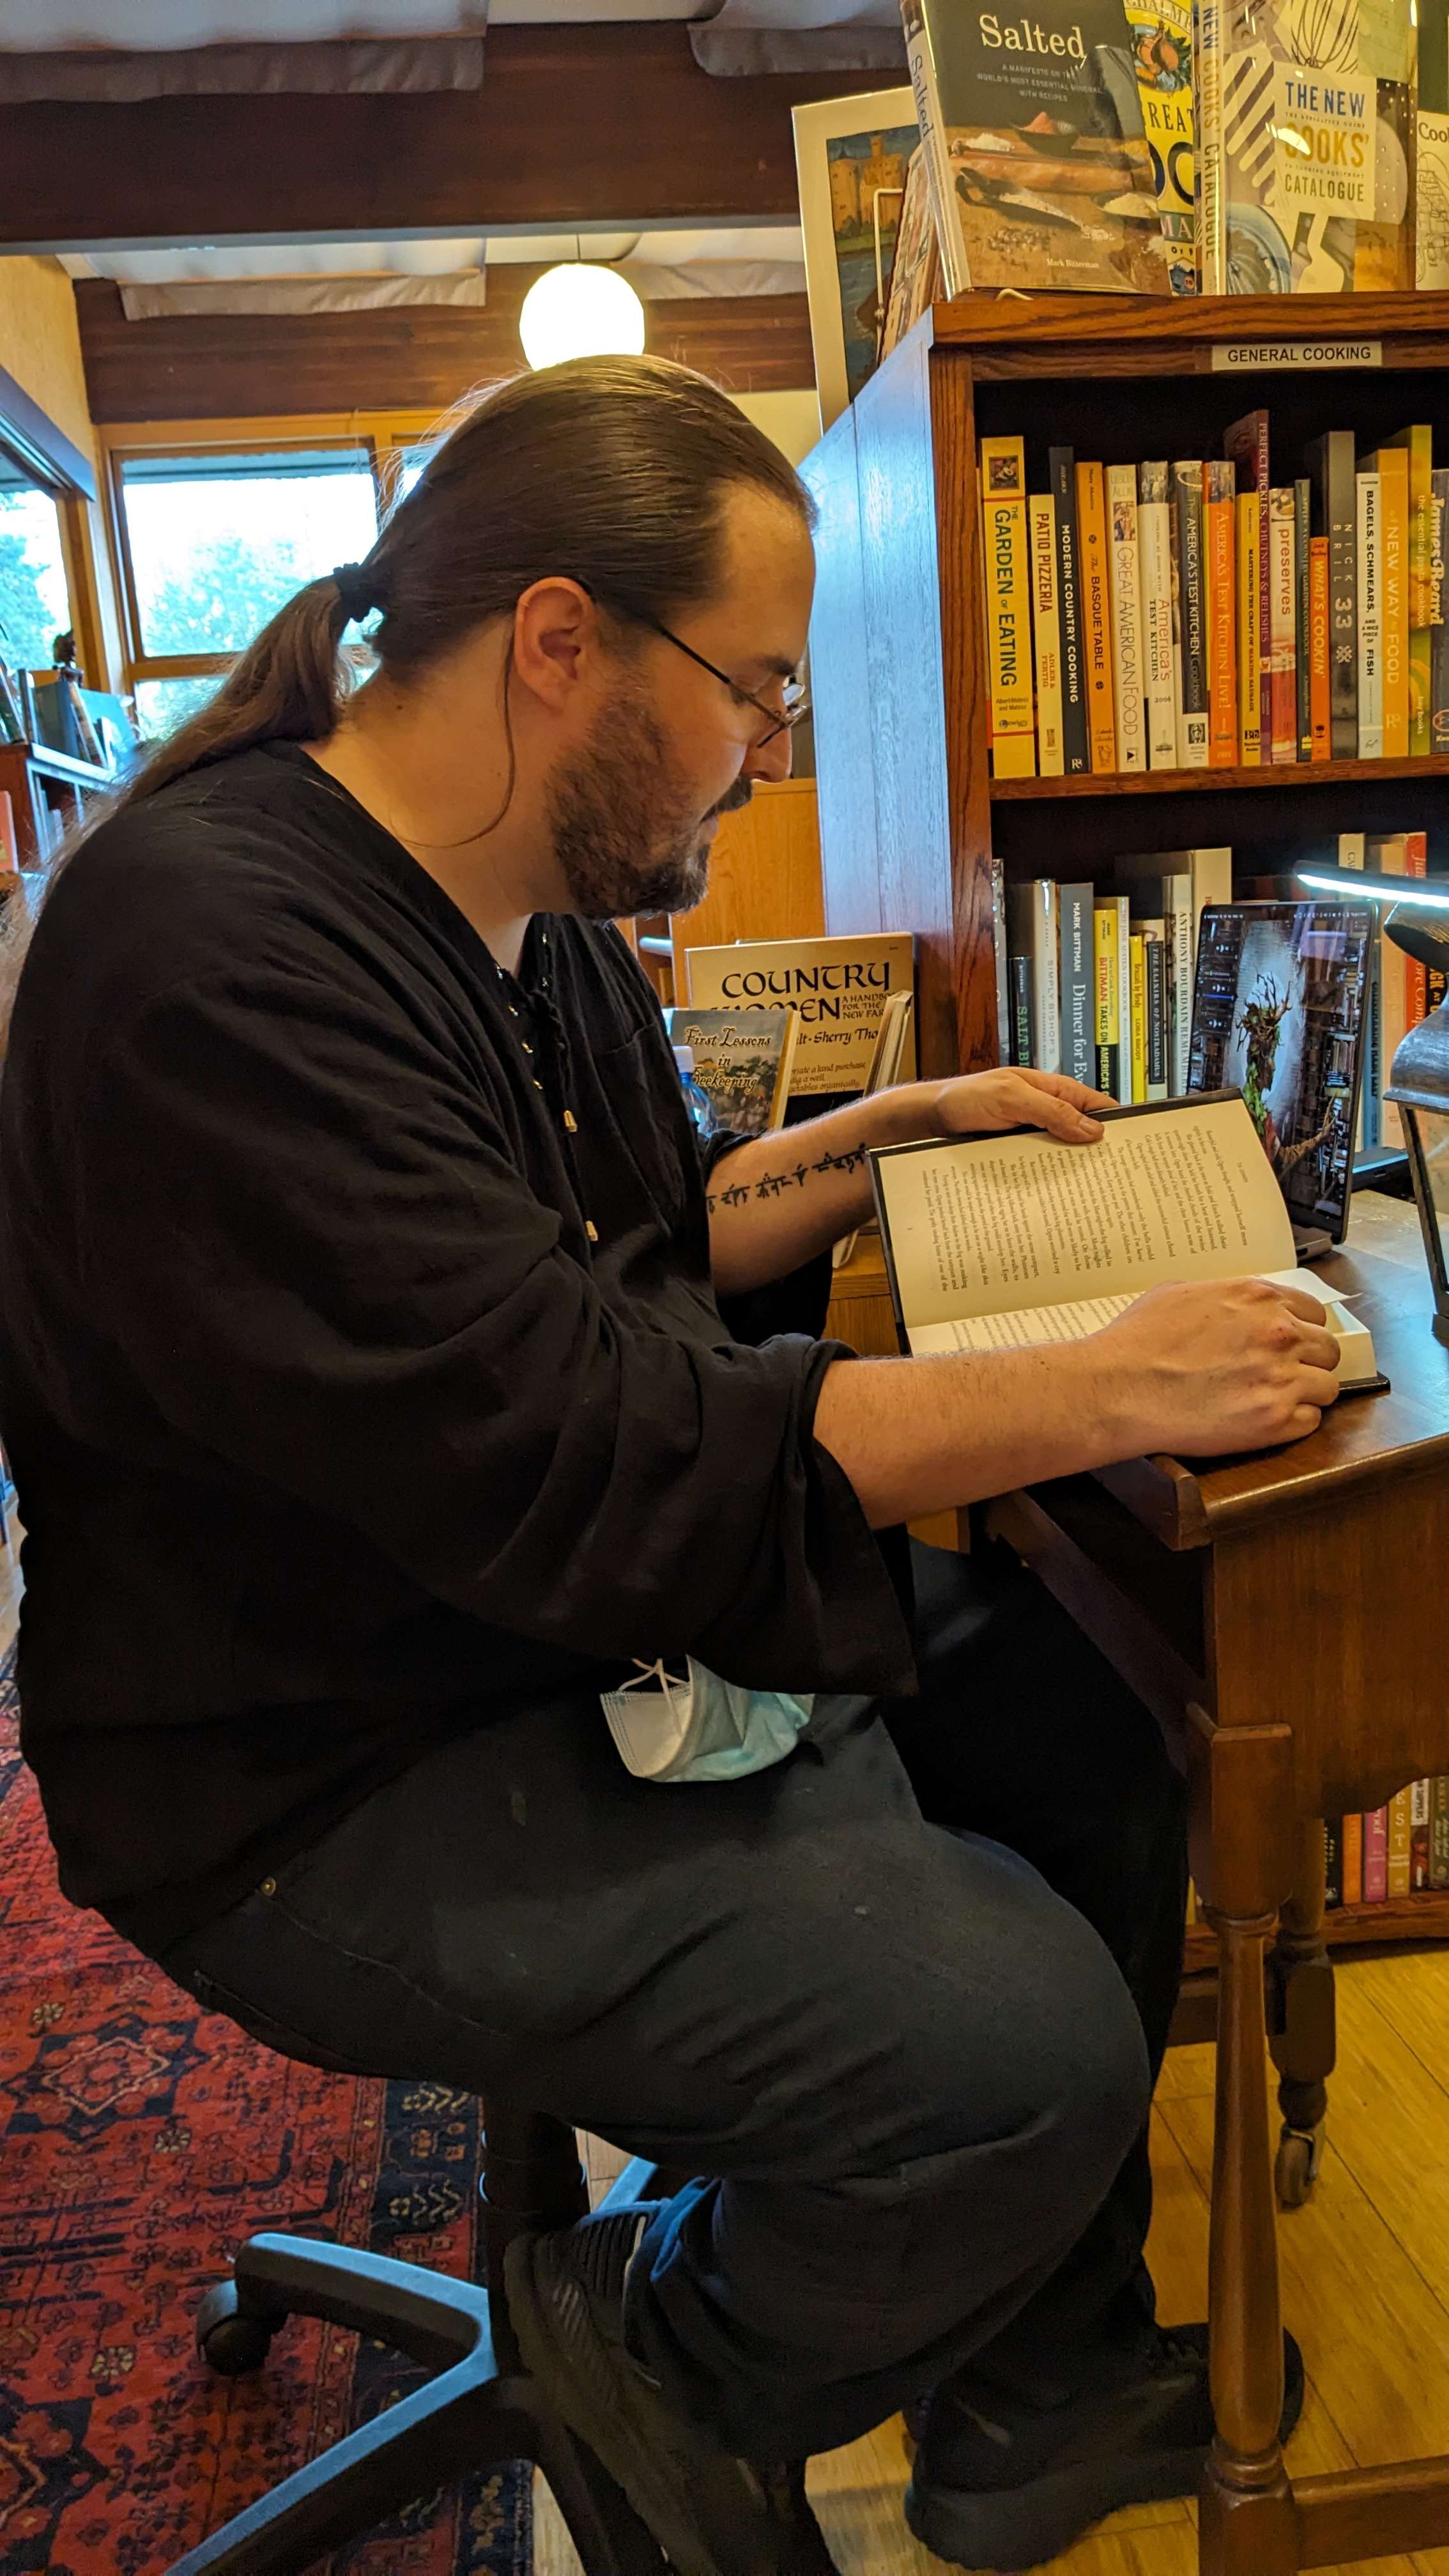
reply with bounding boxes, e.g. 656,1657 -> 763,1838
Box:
873,1094 -> 1294,1330
908,1267 -> 1376,1387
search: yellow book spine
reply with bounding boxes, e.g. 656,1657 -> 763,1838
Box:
1377,445 -> 1409,760
1236,491 -> 1261,764
1129,931 -> 1147,1106
1076,461 -> 1117,773
1094,901 -> 1120,1095
1029,491 -> 1065,778
979,436 -> 1036,779
1388,1785 -> 1413,1897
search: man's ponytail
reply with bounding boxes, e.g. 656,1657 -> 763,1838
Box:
119,571 -> 361,811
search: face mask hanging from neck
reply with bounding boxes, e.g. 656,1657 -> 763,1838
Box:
600,1657 -> 815,1786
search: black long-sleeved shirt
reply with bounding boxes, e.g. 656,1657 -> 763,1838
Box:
0,743 -> 913,1952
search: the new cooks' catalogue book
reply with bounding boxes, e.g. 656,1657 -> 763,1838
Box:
899,0 -> 1171,296
868,1090 -> 1380,1387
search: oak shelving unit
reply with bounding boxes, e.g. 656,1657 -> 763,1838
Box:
801,291 -> 1449,1963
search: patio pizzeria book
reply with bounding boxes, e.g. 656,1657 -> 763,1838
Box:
868,1091 -> 1381,1389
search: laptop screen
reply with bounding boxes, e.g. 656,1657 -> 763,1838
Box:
1188,900 -> 1375,1245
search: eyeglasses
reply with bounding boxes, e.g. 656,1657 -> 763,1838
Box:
583,585 -> 809,747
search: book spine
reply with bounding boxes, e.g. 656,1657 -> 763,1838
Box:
1033,878 -> 1061,1073
1235,490 -> 1261,763
1029,493 -> 1065,778
1010,950 -> 1034,1066
1269,487 -> 1297,765
1342,1808 -> 1364,1907
1433,1777 -> 1449,1891
980,437 -> 1035,780
1129,931 -> 1147,1105
1195,0 -> 1226,292
1107,464 -> 1147,773
1173,461 -> 1208,767
1139,924 -> 1169,1101
1094,901 -> 1121,1098
1364,1805 -> 1388,1902
1324,431 -> 1358,759
1050,448 -> 1090,776
1308,535 -> 1330,760
1077,462 -> 1117,772
1167,878 -> 1194,1096
1379,447 -> 1410,759
1294,478 -> 1313,760
1411,1776 -> 1432,1891
1204,460 -> 1236,768
991,850 -> 1011,1065
900,0 -> 972,296
1324,1818 -> 1342,1912
1403,425 -> 1433,755
1434,469 -> 1449,754
1357,470 -> 1383,758
1059,883 -> 1096,1087
1138,462 -> 1179,769
1388,1786 -> 1413,1897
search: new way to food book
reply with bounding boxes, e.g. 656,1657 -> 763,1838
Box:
869,1089 -> 1380,1385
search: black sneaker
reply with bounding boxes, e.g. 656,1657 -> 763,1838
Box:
504,2201 -> 840,2576
906,2322 -> 1305,2572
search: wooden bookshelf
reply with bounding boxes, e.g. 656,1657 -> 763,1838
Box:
800,292 -> 1449,1959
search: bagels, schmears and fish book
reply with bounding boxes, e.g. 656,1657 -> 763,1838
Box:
868,1089 -> 1383,1388
663,1006 -> 799,1139
900,0 -> 1172,295
684,932 -> 916,1119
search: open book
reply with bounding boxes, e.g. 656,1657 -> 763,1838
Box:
869,1092 -> 1383,1392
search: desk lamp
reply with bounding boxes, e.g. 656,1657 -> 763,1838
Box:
1295,862 -> 1449,1346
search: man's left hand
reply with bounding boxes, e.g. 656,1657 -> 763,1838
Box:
928,1068 -> 1115,1146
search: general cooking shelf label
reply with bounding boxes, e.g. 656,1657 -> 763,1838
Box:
1210,340 -> 1383,372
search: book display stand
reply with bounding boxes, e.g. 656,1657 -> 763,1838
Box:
802,289 -> 1449,1968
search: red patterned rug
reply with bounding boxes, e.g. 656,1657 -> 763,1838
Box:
0,1652 -> 532,2576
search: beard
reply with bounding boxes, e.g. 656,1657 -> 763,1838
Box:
546,691 -> 754,919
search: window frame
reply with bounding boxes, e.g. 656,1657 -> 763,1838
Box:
100,411 -> 440,714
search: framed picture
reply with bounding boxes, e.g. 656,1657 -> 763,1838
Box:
792,86 -> 922,430
880,144 -> 942,365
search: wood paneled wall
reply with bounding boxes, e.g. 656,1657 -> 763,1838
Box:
669,778 -> 824,995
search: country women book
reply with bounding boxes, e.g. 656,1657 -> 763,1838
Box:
663,1006 -> 799,1138
868,1091 -> 1381,1386
898,0 -> 1171,296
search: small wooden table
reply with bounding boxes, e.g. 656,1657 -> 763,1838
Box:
982,1195 -> 1449,2574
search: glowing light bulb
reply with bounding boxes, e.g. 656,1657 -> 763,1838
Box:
519,263 -> 647,371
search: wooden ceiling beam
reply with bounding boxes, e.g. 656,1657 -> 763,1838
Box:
75,277 -> 816,423
1,26 -> 872,249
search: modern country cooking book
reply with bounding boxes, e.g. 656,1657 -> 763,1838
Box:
899,0 -> 1172,295
867,1089 -> 1381,1387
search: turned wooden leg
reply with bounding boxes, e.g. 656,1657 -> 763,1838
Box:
1267,1820 -> 1335,2207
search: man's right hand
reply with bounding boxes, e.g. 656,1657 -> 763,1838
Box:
1094,1276 -> 1344,1459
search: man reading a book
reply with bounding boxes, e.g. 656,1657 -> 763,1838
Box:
0,358 -> 1337,2576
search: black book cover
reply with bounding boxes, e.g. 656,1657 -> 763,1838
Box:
1294,478 -> 1313,760
1305,431 -> 1358,760
1324,1818 -> 1343,1911
1050,445 -> 1090,775
1009,951 -> 1033,1066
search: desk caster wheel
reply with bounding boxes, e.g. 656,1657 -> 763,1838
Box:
1275,2122 -> 1322,2207
195,2280 -> 281,2376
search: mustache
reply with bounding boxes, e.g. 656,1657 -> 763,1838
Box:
706,778 -> 755,823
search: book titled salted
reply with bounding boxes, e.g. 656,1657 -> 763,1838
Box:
868,1091 -> 1380,1389
900,0 -> 1170,296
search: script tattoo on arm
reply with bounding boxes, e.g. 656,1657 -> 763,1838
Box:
703,1140 -> 868,1216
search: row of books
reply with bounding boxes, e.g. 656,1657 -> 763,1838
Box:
979,414 -> 1445,782
1326,1789 -> 1449,1906
1006,845 -> 1230,1100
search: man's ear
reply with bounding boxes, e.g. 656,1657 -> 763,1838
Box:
511,577 -> 597,715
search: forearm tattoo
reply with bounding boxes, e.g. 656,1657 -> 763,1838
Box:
705,1138 -> 868,1216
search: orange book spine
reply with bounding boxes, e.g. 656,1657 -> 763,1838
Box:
1308,536 -> 1331,760
1342,1811 -> 1363,1908
1076,461 -> 1117,773
1206,464 -> 1236,767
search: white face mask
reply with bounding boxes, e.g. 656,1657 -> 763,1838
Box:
600,1657 -> 815,1786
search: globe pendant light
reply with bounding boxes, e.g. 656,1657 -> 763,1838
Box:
519,238 -> 647,372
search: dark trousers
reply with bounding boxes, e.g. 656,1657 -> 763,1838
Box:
157,1541 -> 1188,2464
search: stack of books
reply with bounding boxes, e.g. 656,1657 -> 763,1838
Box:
980,418 -> 1445,781
1327,1789 -> 1449,1906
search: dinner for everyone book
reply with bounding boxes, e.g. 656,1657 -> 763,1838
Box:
868,1091 -> 1381,1388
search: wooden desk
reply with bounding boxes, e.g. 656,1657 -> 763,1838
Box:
985,1195 -> 1449,2574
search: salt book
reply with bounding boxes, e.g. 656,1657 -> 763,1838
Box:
869,1091 -> 1379,1390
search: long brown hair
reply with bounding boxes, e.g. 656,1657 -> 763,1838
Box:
118,354 -> 815,813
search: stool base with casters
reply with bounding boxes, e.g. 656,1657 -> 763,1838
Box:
166,2113 -> 669,2576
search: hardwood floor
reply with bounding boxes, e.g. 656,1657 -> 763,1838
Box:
537,1953 -> 1449,2576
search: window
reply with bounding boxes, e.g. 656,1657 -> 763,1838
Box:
0,445 -> 77,672
114,443 -> 380,739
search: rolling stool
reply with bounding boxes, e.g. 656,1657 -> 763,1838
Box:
166,2103 -> 673,2574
